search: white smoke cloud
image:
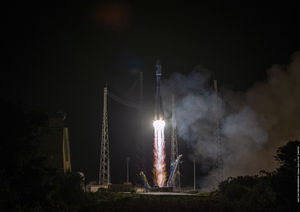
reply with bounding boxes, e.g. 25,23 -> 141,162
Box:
161,51 -> 300,191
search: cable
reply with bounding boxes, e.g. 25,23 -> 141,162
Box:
108,90 -> 140,109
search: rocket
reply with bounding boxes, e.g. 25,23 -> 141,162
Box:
154,60 -> 164,120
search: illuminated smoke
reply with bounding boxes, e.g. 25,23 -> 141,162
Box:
160,52 -> 300,191
153,120 -> 166,187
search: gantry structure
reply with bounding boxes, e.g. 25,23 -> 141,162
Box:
99,87 -> 110,185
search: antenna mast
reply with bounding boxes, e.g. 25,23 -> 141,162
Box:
171,94 -> 180,188
99,87 -> 110,185
214,80 -> 223,183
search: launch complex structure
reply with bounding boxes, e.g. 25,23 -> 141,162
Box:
150,60 -> 181,189
98,60 -> 223,191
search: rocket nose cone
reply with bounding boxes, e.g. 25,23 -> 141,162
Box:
156,60 -> 162,76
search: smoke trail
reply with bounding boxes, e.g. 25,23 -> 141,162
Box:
161,52 -> 300,190
153,120 -> 166,187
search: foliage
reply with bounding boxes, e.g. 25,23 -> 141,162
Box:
212,175 -> 277,211
0,101 -> 89,211
212,140 -> 299,211
271,140 -> 299,210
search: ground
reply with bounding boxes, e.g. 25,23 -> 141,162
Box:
79,192 -> 219,212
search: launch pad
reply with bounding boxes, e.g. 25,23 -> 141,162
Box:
137,192 -> 194,196
139,60 -> 182,192
149,187 -> 173,192
98,60 -> 183,193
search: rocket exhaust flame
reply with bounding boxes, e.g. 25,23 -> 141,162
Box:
153,119 -> 166,187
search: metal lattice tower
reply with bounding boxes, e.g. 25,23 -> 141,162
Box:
139,72 -> 143,108
138,72 -> 145,171
170,94 -> 178,163
214,80 -> 223,183
170,94 -> 180,188
99,87 -> 110,185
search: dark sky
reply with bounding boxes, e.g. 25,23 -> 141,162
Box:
2,1 -> 300,184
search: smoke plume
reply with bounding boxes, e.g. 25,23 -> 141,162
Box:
161,52 -> 300,190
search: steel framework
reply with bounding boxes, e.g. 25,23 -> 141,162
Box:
214,80 -> 223,183
170,94 -> 180,188
99,87 -> 110,185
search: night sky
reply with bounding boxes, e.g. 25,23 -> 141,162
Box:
3,1 -> 300,184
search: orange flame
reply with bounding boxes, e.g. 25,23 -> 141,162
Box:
153,120 -> 166,187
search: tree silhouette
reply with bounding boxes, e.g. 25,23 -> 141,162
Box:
0,100 -> 85,211
271,140 -> 299,210
213,140 -> 299,211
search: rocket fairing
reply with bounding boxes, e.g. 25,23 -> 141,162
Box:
154,60 -> 164,120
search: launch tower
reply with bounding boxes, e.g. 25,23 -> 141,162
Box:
170,94 -> 180,188
214,80 -> 223,183
99,87 -> 110,186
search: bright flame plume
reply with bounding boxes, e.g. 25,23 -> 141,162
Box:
153,120 -> 166,187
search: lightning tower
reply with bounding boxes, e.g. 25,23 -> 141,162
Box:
138,71 -> 145,171
99,87 -> 110,186
214,80 -> 223,183
170,94 -> 180,188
